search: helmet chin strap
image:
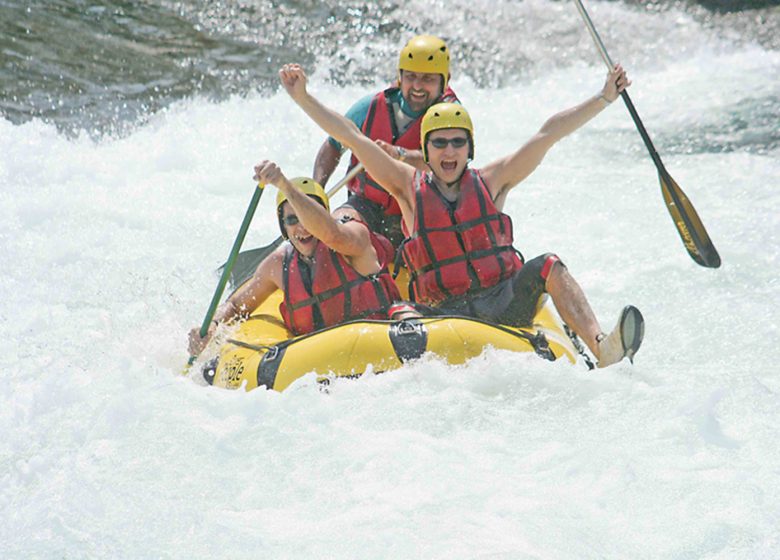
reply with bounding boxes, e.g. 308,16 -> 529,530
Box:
446,177 -> 461,189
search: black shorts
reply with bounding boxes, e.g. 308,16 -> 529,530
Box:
341,194 -> 404,249
434,253 -> 563,327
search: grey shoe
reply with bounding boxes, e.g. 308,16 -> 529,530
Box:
597,305 -> 645,368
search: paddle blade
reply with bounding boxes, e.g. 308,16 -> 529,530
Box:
659,172 -> 721,268
219,238 -> 284,290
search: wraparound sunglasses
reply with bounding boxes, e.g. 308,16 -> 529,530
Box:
429,137 -> 469,149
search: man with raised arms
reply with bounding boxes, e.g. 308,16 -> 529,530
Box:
313,35 -> 459,248
188,161 -> 400,356
280,63 -> 644,368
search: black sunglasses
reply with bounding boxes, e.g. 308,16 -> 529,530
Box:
429,137 -> 469,149
282,215 -> 300,227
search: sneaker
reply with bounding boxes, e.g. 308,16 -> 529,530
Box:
597,305 -> 645,368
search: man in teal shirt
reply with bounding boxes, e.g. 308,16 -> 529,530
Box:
312,35 -> 459,247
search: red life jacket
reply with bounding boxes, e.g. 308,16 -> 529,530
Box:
400,169 -> 523,306
348,85 -> 459,215
280,228 -> 400,336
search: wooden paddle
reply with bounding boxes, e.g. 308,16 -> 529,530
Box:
574,0 -> 721,268
220,163 -> 366,290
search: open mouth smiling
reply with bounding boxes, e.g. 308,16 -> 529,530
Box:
293,233 -> 314,245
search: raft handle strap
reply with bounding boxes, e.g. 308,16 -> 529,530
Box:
396,319 -> 422,336
263,346 -> 280,362
527,331 -> 556,362
225,338 -> 275,353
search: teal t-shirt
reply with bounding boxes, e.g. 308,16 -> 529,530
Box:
328,89 -> 426,153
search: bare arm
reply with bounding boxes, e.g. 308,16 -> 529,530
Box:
279,64 -> 416,212
219,251 -> 282,323
313,139 -> 342,186
188,250 -> 282,355
482,64 -> 630,204
255,160 -> 374,260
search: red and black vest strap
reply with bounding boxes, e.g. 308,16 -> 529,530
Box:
281,246 -> 305,333
362,94 -> 381,137
470,170 -> 508,281
335,215 -> 393,316
414,178 -> 451,300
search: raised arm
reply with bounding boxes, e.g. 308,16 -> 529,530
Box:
279,64 -> 416,212
254,160 -> 373,260
482,64 -> 630,205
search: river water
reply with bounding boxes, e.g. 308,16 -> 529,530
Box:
1,0 -> 779,558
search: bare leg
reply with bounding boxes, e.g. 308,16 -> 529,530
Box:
545,262 -> 603,359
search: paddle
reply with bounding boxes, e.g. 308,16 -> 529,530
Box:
188,182 -> 267,365
221,163 -> 365,289
573,0 -> 721,268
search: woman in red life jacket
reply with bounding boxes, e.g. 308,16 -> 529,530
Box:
312,35 -> 460,248
280,63 -> 644,368
188,161 -> 400,357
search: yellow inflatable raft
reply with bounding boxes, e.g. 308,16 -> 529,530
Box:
199,288 -> 580,392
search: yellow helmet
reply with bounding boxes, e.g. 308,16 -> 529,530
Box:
397,35 -> 450,91
275,177 -> 329,238
420,102 -> 474,162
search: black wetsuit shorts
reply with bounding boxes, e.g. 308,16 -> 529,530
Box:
431,253 -> 563,327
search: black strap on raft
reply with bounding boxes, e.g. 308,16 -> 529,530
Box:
225,339 -> 275,352
420,315 -> 557,362
563,324 -> 596,370
506,327 -> 556,362
457,316 -> 556,361
256,343 -> 287,390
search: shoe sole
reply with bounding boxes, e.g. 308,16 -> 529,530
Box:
619,305 -> 645,363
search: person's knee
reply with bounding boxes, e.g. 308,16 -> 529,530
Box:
541,254 -> 564,291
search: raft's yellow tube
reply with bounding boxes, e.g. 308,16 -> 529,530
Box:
203,287 -> 578,392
